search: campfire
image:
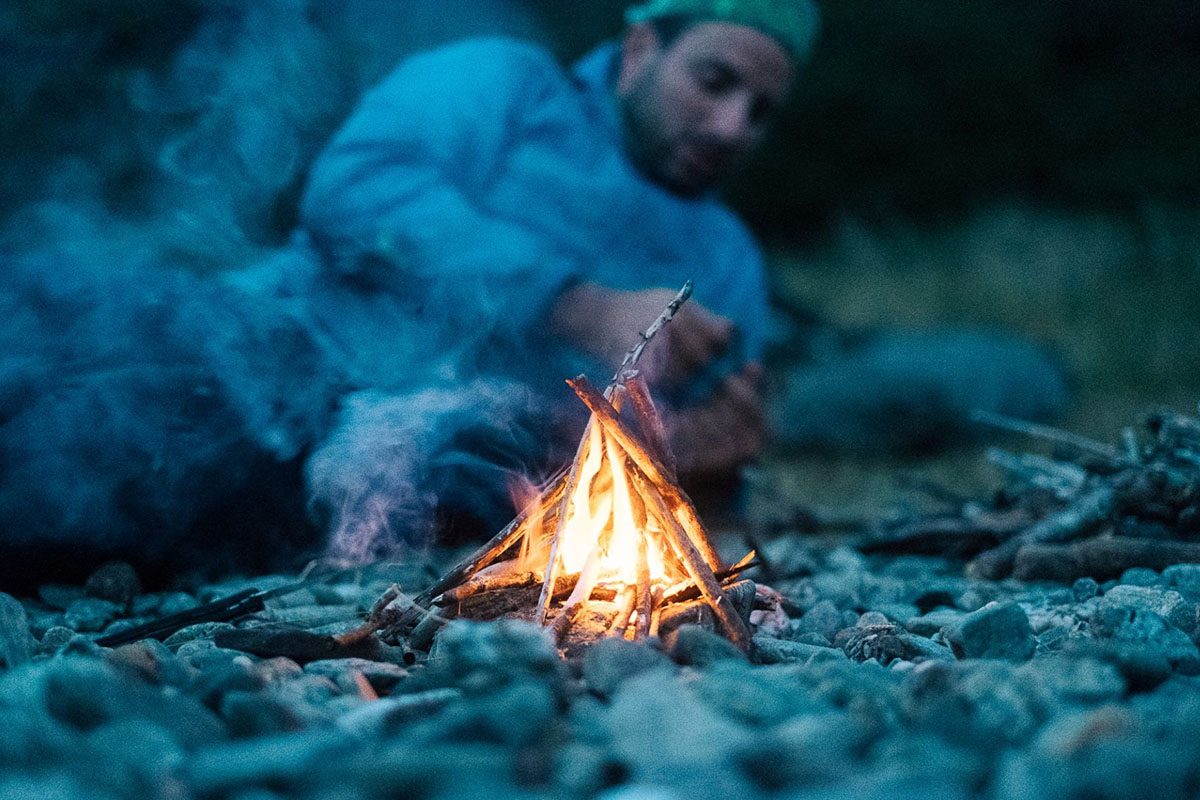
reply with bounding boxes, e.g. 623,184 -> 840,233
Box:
378,284 -> 758,653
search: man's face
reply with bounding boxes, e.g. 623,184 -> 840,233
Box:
616,21 -> 794,196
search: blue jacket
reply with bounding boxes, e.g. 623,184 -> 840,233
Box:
301,37 -> 768,406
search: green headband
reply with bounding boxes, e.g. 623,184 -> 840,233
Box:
625,0 -> 820,62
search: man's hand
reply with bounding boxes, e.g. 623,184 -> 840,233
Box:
551,282 -> 733,386
667,361 -> 766,476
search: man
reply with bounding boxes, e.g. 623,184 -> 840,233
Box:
299,0 -> 1068,552
298,0 -> 820,547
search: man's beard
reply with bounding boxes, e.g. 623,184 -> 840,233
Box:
617,81 -> 715,198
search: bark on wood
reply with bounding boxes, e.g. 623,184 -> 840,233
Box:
971,409 -> 1124,464
624,373 -> 676,478
610,585 -> 637,639
383,478 -> 568,639
660,551 -> 758,605
436,561 -> 539,604
567,375 -> 723,572
636,528 -> 652,638
536,423 -> 593,625
967,483 -> 1116,580
609,281 -> 693,384
628,466 -> 752,650
1012,536 -> 1200,582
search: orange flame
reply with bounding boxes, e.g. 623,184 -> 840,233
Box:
549,421 -> 680,587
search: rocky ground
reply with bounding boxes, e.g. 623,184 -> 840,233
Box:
4,542 -> 1200,800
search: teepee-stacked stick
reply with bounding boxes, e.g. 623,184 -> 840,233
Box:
568,375 -> 751,650
379,282 -> 756,652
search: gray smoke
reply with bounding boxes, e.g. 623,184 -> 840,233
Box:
0,0 -> 551,572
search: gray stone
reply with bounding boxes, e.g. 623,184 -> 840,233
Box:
104,639 -> 191,687
582,637 -> 671,698
162,622 -> 237,648
309,582 -> 364,606
735,712 -> 861,792
184,729 -> 353,795
666,625 -> 745,667
0,773 -> 116,800
752,636 -> 847,665
1094,605 -> 1200,667
1018,655 -> 1124,706
130,593 -> 163,617
26,608 -> 65,640
333,740 -> 513,799
83,561 -> 141,607
219,690 -> 309,737
1118,567 -> 1161,587
335,688 -> 462,738
63,598 -> 123,633
857,611 -> 890,627
37,584 -> 83,611
99,616 -> 151,639
262,587 -> 319,609
158,592 -> 201,616
59,633 -> 107,658
795,600 -> 844,642
0,592 -> 34,668
426,619 -> 564,694
1073,577 -> 1100,602
269,674 -> 341,712
554,741 -> 632,798
723,580 -> 756,625
836,623 -> 951,665
304,658 -> 408,695
40,657 -> 225,746
695,661 -> 823,727
453,679 -> 557,749
252,656 -> 305,686
187,655 -> 265,708
1163,564 -> 1200,594
945,602 -> 1035,661
793,631 -> 833,647
905,609 -> 965,637
1101,585 -> 1195,632
874,603 -> 921,625
605,668 -> 752,798
37,626 -> 76,655
84,718 -> 184,796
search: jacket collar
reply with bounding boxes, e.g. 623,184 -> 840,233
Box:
571,42 -> 624,141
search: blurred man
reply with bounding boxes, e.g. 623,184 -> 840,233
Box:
299,0 -> 820,542
299,0 -> 1067,548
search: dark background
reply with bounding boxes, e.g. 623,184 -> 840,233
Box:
543,0 -> 1200,238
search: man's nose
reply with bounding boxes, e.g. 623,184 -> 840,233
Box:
708,94 -> 756,146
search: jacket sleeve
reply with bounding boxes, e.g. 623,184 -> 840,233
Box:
300,39 -> 578,340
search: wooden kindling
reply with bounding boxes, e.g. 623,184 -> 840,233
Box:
566,376 -> 724,574
379,282 -> 758,654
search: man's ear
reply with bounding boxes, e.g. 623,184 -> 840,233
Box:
617,22 -> 660,95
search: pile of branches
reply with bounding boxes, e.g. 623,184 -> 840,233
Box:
856,407 -> 1200,582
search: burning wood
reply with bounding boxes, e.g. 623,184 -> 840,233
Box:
378,283 -> 758,653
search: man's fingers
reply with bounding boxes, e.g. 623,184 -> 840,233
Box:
717,372 -> 764,422
665,308 -> 734,381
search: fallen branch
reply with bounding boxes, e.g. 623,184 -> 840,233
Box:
971,409 -> 1124,464
966,483 -> 1115,580
1012,536 -> 1200,582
